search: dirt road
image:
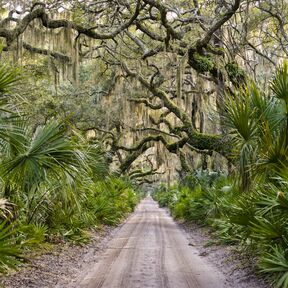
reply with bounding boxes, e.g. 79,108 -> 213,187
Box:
75,197 -> 227,288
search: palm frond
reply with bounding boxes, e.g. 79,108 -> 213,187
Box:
0,221 -> 23,273
259,245 -> 288,288
271,61 -> 288,109
224,88 -> 258,142
1,121 -> 85,192
0,65 -> 22,95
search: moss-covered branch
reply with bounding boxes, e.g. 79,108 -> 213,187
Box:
122,62 -> 232,158
0,2 -> 141,45
22,42 -> 71,62
128,98 -> 163,110
196,0 -> 241,51
179,150 -> 192,173
119,143 -> 151,173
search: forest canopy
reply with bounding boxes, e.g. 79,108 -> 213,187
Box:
0,0 -> 287,183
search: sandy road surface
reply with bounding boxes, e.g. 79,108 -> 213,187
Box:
74,197 -> 228,288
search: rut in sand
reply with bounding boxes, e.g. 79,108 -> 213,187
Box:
73,197 -> 227,288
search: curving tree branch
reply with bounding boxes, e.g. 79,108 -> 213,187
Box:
0,1 -> 142,46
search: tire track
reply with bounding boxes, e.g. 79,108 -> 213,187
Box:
73,197 -> 227,288
77,211 -> 146,288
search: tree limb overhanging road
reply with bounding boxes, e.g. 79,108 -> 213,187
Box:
74,197 -> 227,288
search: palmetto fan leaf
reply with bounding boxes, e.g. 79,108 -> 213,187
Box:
223,66 -> 288,189
1,121 -> 85,192
0,221 -> 23,273
250,81 -> 266,113
262,98 -> 286,133
0,65 -> 21,94
0,122 -> 27,155
271,61 -> 288,108
223,87 -> 259,190
0,65 -> 27,156
224,91 -> 258,142
259,245 -> 288,288
85,144 -> 109,180
257,125 -> 288,175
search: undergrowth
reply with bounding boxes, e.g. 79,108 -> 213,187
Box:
0,65 -> 143,273
152,171 -> 288,288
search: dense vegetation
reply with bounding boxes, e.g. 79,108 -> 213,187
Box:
154,173 -> 288,287
0,66 -> 142,273
153,63 -> 288,288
